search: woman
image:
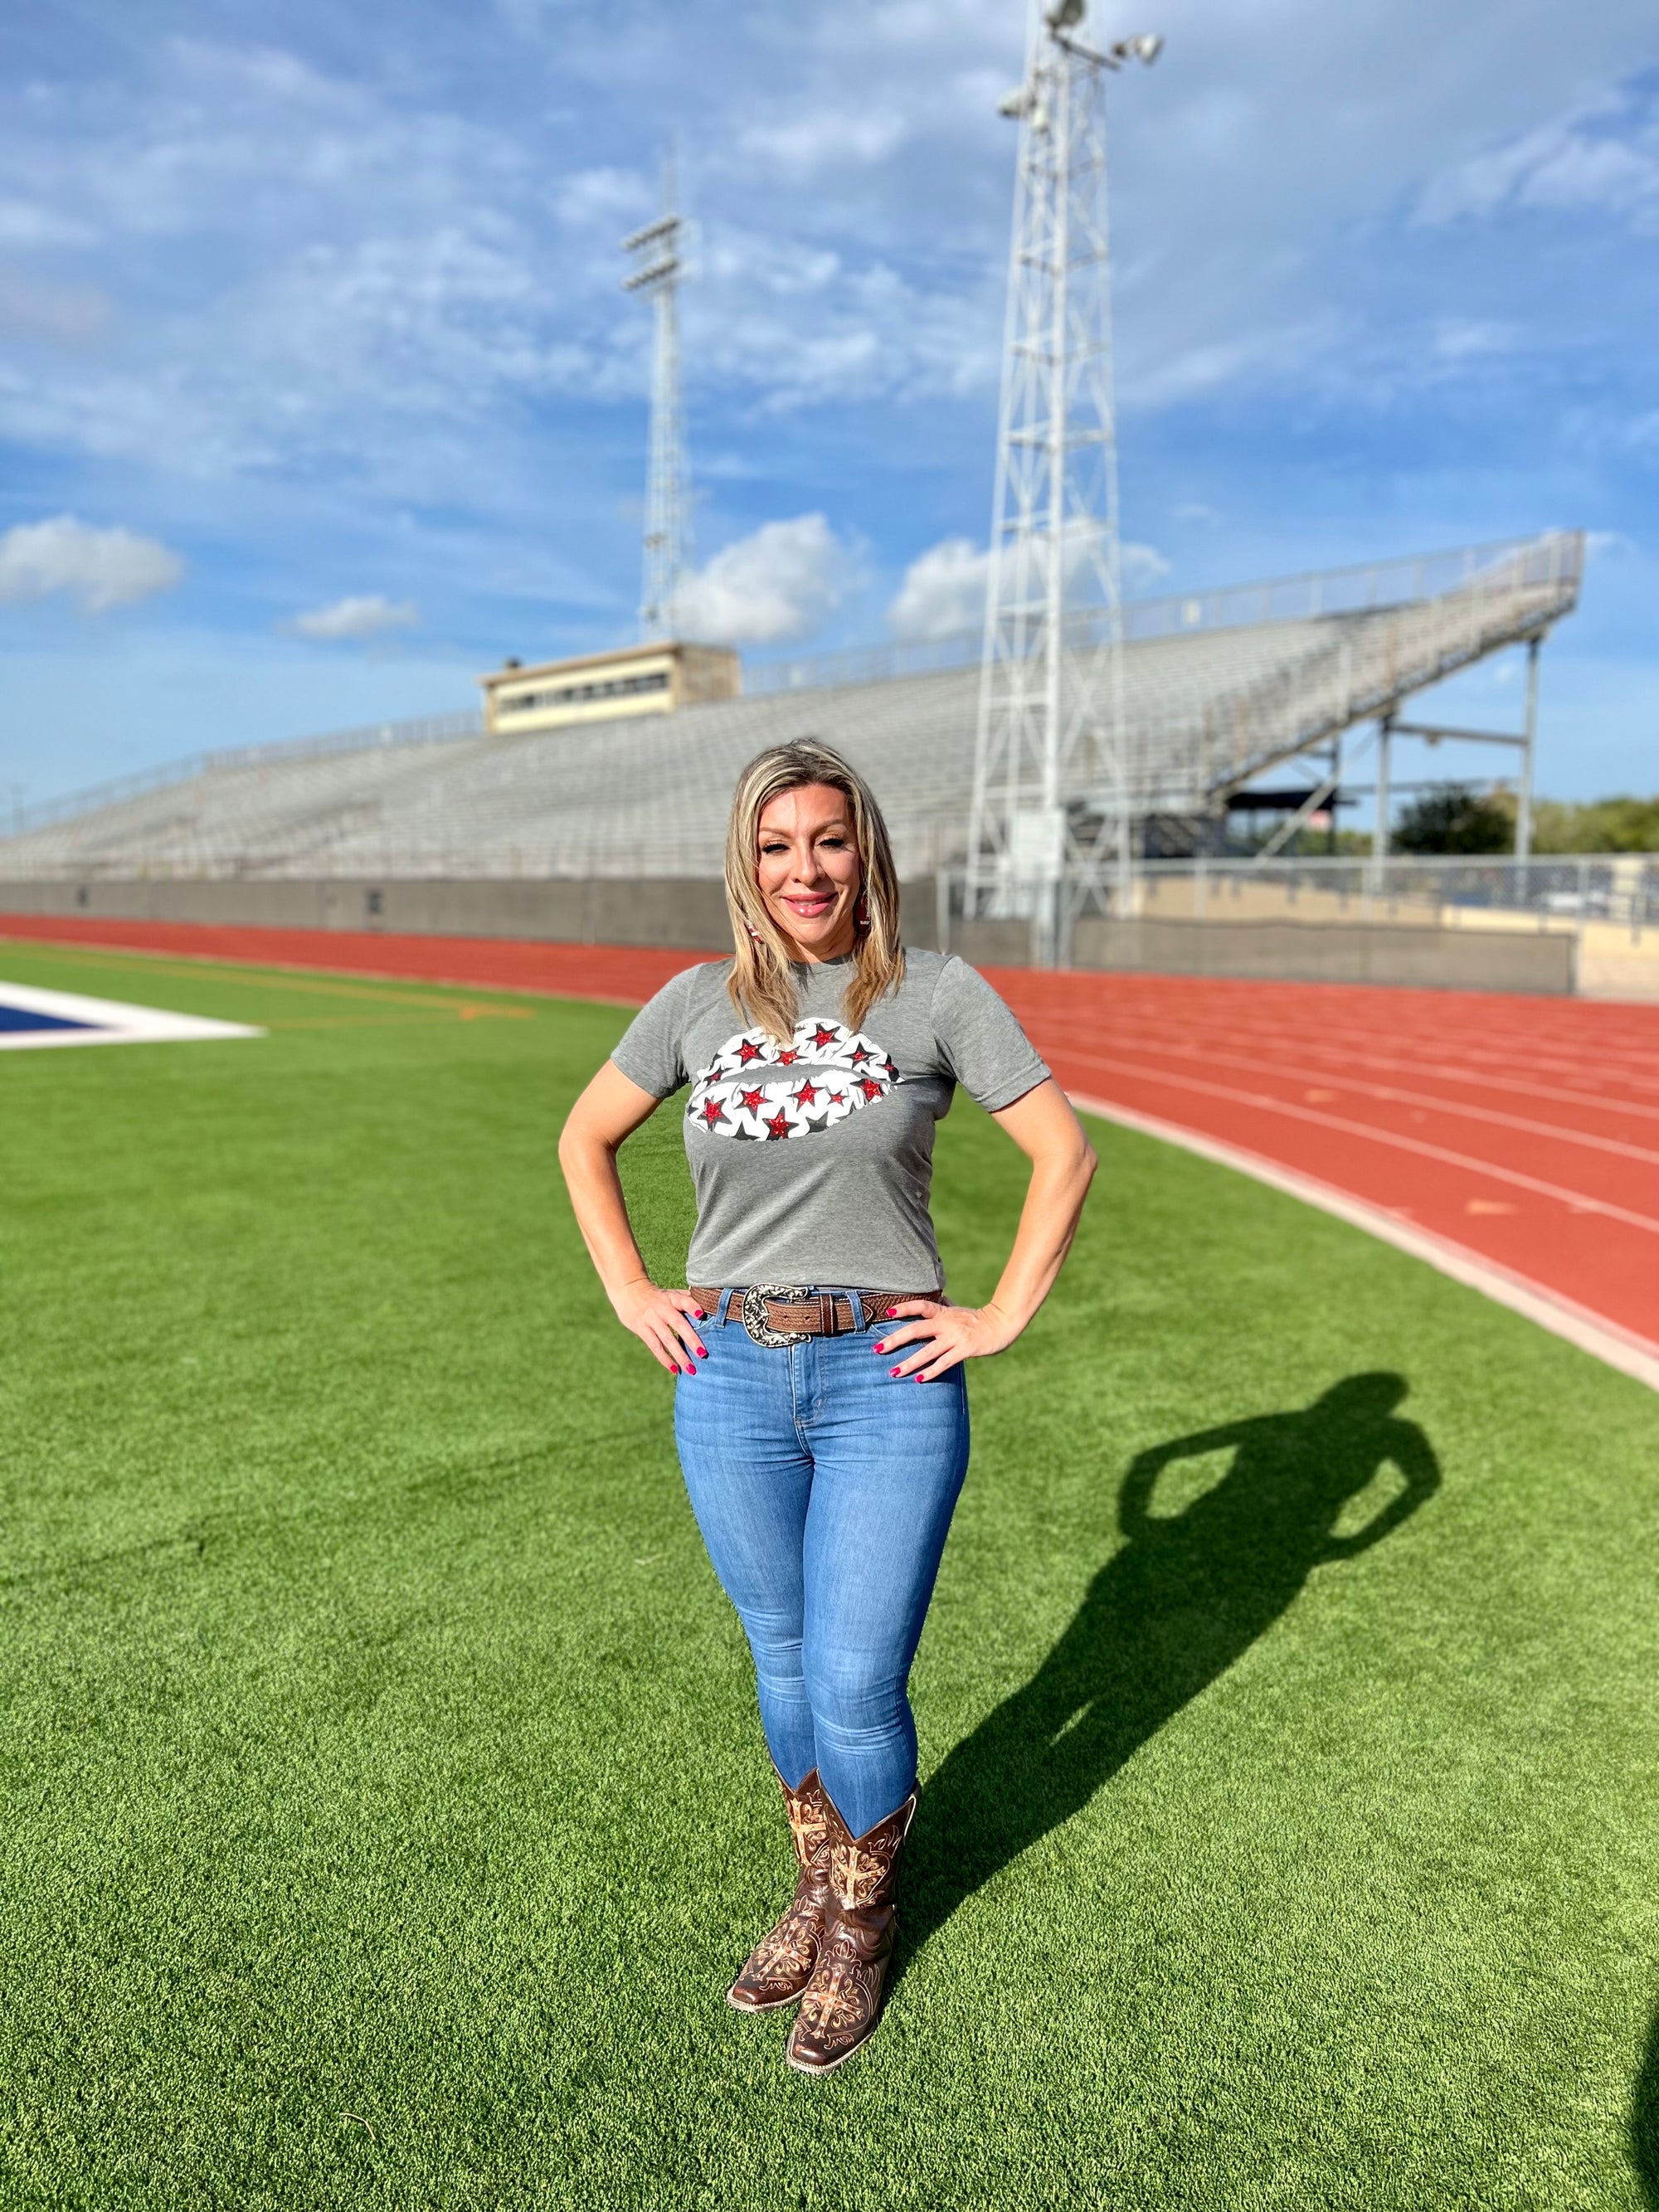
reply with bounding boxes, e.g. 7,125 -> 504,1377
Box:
558,740 -> 1096,2074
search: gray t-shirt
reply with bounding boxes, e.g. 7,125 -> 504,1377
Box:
611,949 -> 1050,1294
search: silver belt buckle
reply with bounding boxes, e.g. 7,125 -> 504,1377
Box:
742,1283 -> 813,1349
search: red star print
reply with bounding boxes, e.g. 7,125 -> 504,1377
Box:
765,1110 -> 792,1140
793,1080 -> 819,1106
738,1038 -> 763,1065
857,1076 -> 884,1101
777,1048 -> 799,1066
699,1096 -> 728,1128
740,1087 -> 766,1111
829,1091 -> 847,1106
811,1024 -> 839,1051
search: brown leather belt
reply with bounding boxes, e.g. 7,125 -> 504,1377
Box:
690,1286 -> 923,1349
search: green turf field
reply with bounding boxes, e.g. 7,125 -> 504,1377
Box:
4,939 -> 1659,2211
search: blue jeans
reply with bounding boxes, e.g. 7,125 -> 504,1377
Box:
674,1296 -> 970,1837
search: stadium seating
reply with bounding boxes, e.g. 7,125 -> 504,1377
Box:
0,533 -> 1580,883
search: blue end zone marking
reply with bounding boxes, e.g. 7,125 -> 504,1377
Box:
0,1001 -> 102,1033
0,979 -> 260,1049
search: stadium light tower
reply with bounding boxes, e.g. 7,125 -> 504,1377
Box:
622,149 -> 691,642
967,2 -> 1160,965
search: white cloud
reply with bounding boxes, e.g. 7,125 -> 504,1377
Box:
1432,318 -> 1520,361
1415,95 -> 1659,229
0,515 -> 182,612
737,110 -> 909,177
888,537 -> 986,639
888,532 -> 1170,639
0,267 -> 111,345
289,593 -> 418,641
0,199 -> 95,250
679,515 -> 859,644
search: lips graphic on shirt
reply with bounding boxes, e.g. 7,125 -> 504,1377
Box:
687,1018 -> 900,1140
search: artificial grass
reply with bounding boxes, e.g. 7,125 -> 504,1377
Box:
2,938 -> 1658,2211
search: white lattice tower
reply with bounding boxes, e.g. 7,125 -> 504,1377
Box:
967,5 -> 1158,960
623,153 -> 690,642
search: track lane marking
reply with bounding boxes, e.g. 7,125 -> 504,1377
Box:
1065,1090 -> 1659,1395
1035,997 -> 1659,1102
1063,1033 -> 1659,1167
1051,1048 -> 1659,1237
1061,1019 -> 1659,1121
1015,1000 -> 1659,1117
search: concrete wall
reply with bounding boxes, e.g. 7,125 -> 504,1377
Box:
0,877 -> 1577,990
0,877 -> 946,954
1059,916 -> 1574,993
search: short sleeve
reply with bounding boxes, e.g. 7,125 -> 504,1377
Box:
610,969 -> 695,1098
930,956 -> 1050,1111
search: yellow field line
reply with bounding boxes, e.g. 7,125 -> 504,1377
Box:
264,1010 -> 532,1029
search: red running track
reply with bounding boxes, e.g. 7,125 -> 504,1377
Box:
990,969 -> 1659,1384
5,915 -> 1657,1384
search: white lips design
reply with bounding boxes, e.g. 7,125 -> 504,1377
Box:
687,1018 -> 900,1141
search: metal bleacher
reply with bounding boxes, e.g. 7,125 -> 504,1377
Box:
0,532 -> 1582,883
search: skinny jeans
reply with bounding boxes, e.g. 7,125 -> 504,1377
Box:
674,1293 -> 970,1837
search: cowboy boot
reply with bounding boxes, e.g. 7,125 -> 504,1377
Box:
727,1768 -> 833,2012
785,1789 -> 917,2074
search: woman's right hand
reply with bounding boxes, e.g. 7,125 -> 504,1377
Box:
611,1276 -> 710,1376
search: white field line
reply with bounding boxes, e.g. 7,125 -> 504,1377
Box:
0,980 -> 261,1049
1082,1035 -> 1659,1167
1058,1048 -> 1659,1236
1068,1090 -> 1659,1398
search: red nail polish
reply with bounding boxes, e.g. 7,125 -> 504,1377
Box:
873,1341 -> 885,1353
890,1368 -> 901,1378
694,1309 -> 706,1320
696,1347 -> 708,1359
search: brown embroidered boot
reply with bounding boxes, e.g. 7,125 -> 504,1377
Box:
727,1768 -> 833,2012
785,1789 -> 917,2074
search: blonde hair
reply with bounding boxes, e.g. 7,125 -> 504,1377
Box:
723,740 -> 905,1042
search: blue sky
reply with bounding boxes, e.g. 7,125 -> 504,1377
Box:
1,0 -> 1656,814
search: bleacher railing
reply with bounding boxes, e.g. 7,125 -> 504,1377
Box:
7,709 -> 483,839
939,852 -> 1659,960
746,530 -> 1582,696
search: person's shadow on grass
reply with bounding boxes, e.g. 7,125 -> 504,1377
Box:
904,1373 -> 1441,1960
1628,2008 -> 1659,2201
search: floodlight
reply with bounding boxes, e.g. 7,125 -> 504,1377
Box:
1107,32 -> 1163,65
998,85 -> 1033,118
1045,0 -> 1086,29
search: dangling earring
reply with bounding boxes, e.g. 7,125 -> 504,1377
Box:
854,892 -> 871,936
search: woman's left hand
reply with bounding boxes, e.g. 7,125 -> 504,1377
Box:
872,1299 -> 1020,1383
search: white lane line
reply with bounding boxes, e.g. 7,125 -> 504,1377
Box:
1081,1035 -> 1659,1167
1140,1031 -> 1659,1123
1075,1009 -> 1659,1117
0,980 -> 260,1050
1055,1048 -> 1659,1236
1068,1091 -> 1659,1398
